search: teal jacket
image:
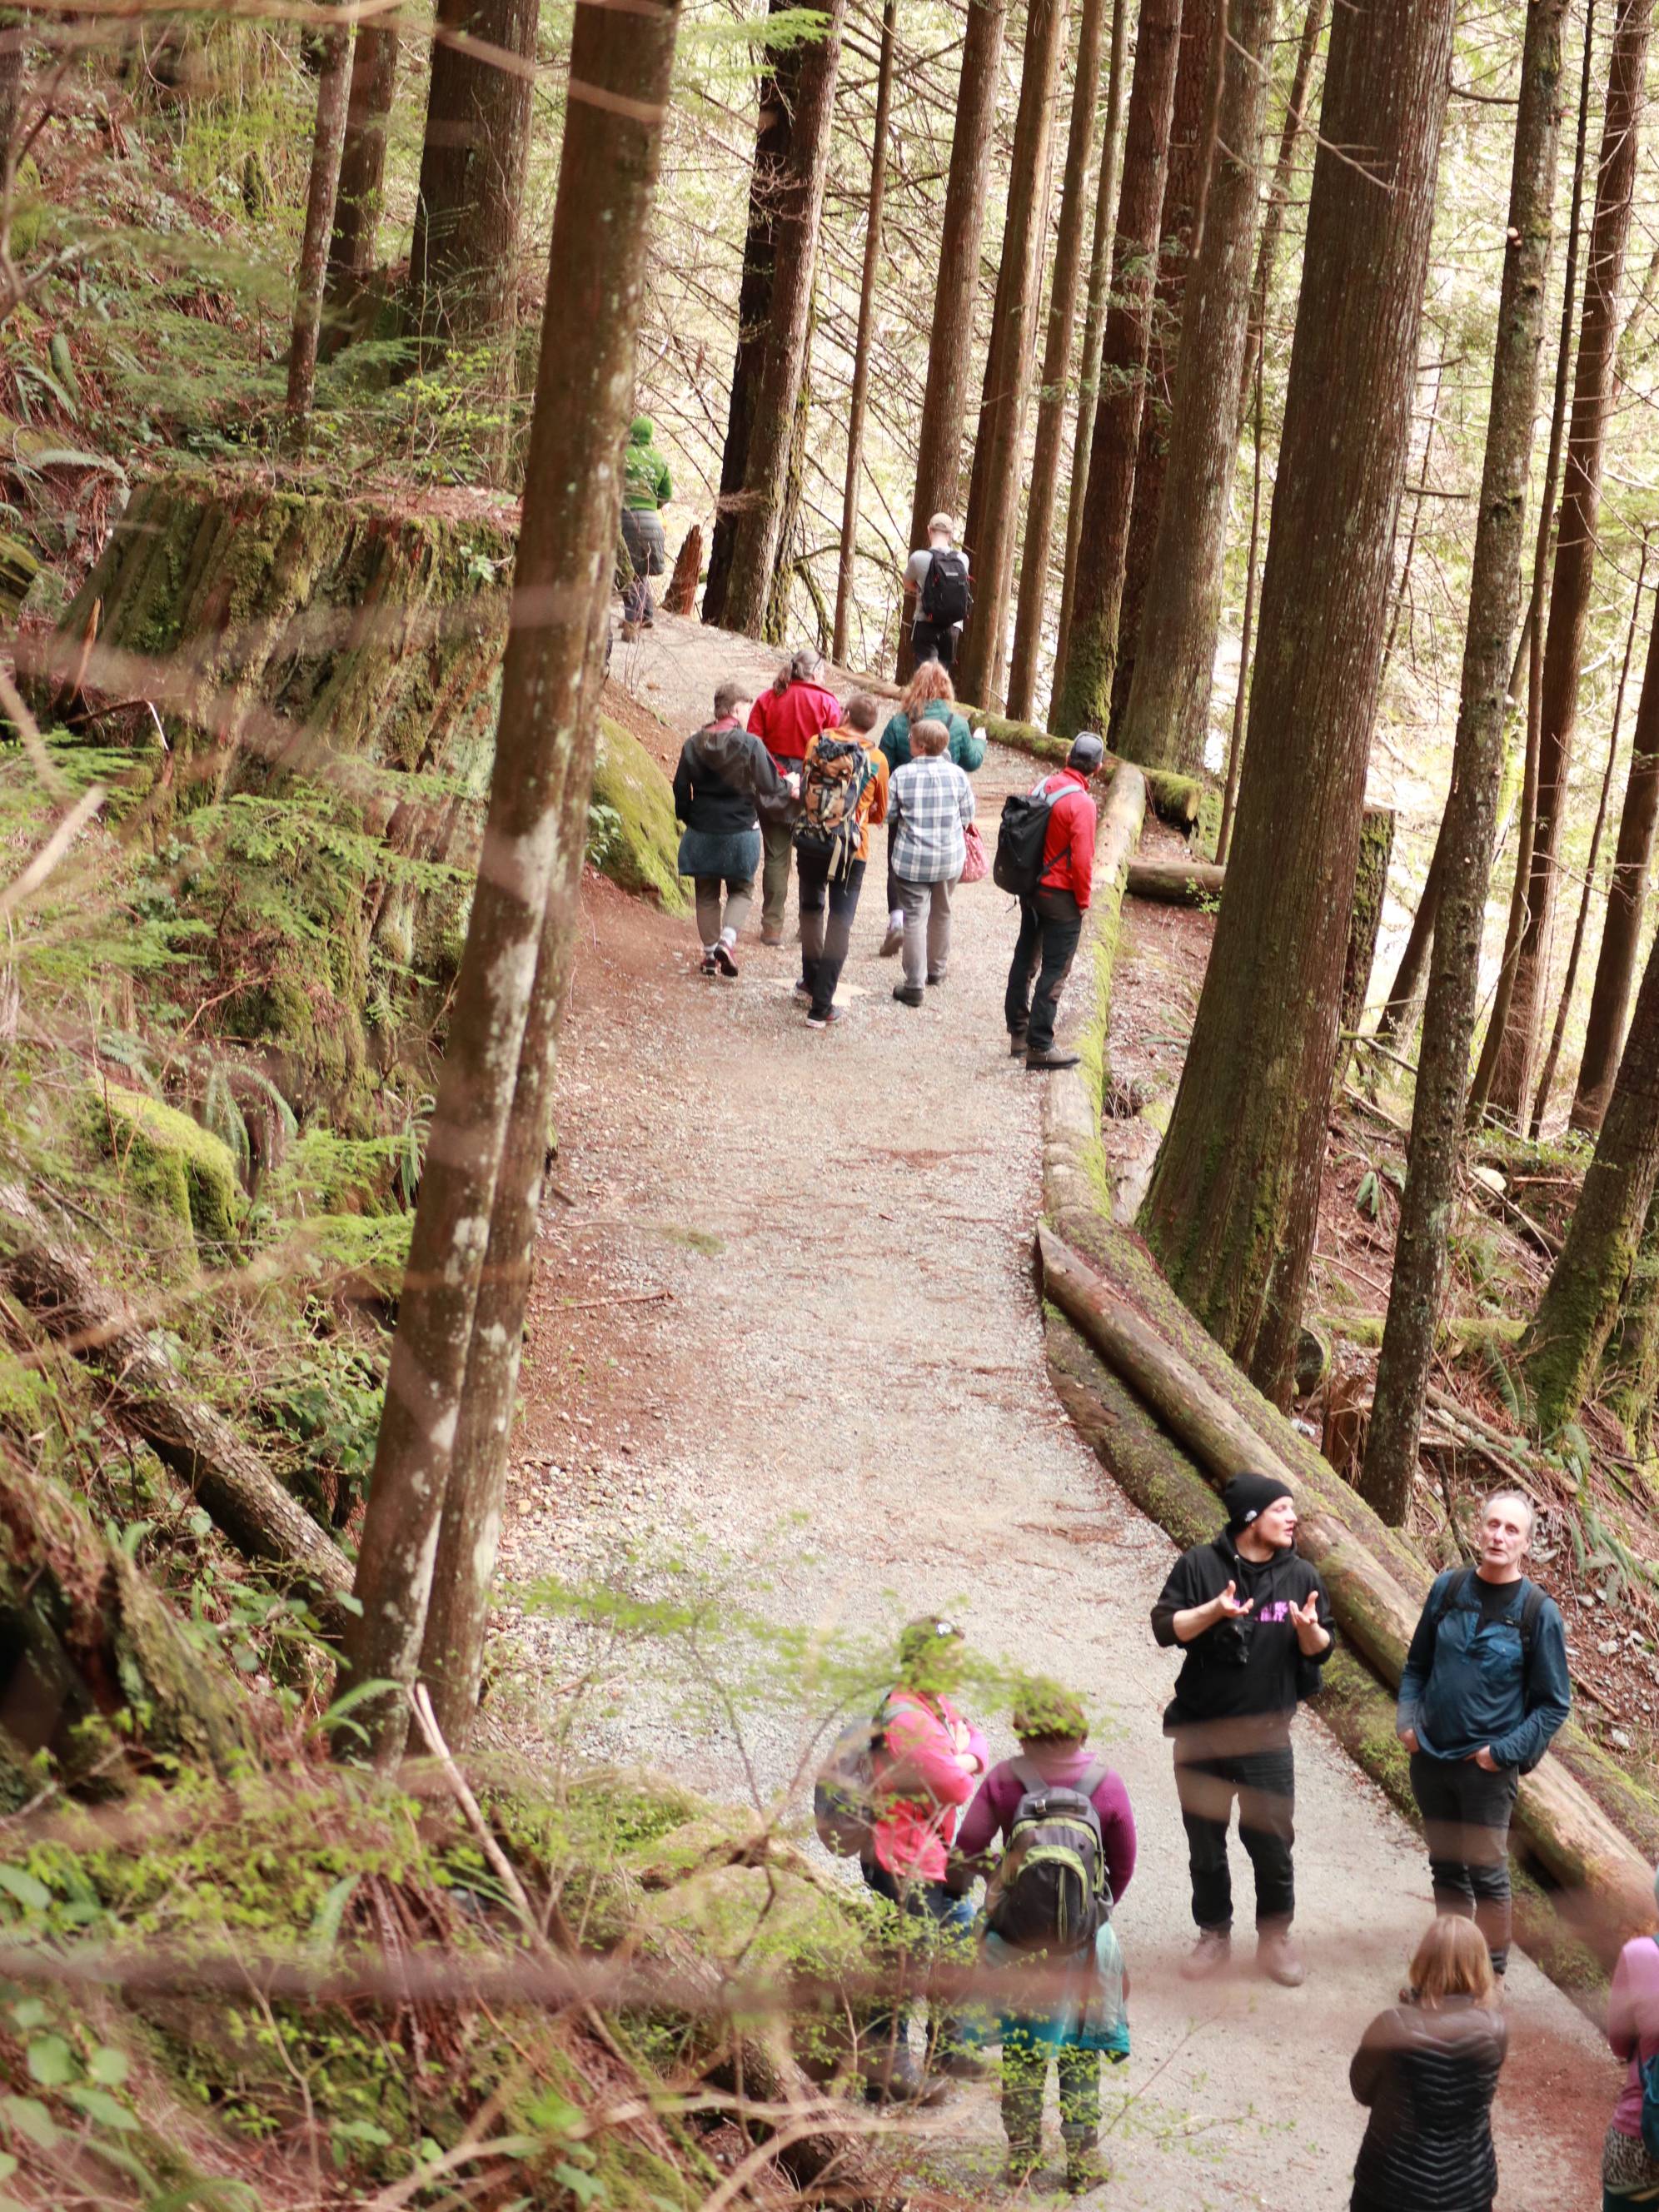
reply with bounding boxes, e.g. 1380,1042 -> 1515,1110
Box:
625,416 -> 671,512
879,706 -> 984,774
979,1921 -> 1131,2057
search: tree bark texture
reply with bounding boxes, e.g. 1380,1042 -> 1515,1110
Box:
1239,0 -> 1327,404
1050,0 -> 1129,715
1107,0 -> 1221,743
408,0 -> 538,346
1603,1192 -> 1659,1450
720,0 -> 846,640
1216,339 -> 1263,864
954,0 -> 1072,709
1358,2 -> 1567,1528
1485,0 -> 1652,1123
1004,0 -> 1111,722
896,0 -> 1009,681
1574,570 -> 1659,1133
341,0 -> 681,1766
1050,0 -> 1183,738
325,22 -> 398,320
831,0 -> 897,668
1113,0 -> 1274,776
286,14 -> 356,427
1138,0 -> 1457,1404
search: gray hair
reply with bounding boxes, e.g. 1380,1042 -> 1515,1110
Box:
1482,1488 -> 1536,1536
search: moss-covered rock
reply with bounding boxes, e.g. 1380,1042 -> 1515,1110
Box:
588,716 -> 688,913
94,1085 -> 242,1255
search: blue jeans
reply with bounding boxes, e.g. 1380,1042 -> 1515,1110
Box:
860,1860 -> 976,2061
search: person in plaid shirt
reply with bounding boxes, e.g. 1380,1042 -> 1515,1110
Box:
887,718 -> 975,1004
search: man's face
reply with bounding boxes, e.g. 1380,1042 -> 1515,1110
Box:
1480,1498 -> 1531,1573
1253,1497 -> 1298,1550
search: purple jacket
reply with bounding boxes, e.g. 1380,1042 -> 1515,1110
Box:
956,1748 -> 1138,1906
1610,1932 -> 1659,2136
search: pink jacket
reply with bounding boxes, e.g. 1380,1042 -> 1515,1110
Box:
871,1689 -> 989,1884
1609,1931 -> 1659,2136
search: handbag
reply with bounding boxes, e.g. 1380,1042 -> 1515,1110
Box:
961,821 -> 989,884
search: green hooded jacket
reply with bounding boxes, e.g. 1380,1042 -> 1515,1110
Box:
624,416 -> 672,512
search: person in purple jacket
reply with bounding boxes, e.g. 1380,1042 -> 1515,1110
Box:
1603,1869 -> 1659,2210
955,1682 -> 1138,1904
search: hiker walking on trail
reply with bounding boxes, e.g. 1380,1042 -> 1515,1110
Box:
957,1681 -> 1134,2191
795,693 -> 888,1030
1000,732 -> 1104,1072
1397,1489 -> 1570,1979
748,649 -> 842,946
1349,1916 -> 1508,2212
879,662 -> 984,959
619,416 -> 671,637
673,682 -> 790,977
904,513 -> 973,672
887,720 -> 974,1007
1152,1472 -> 1333,1988
1602,1871 -> 1659,2210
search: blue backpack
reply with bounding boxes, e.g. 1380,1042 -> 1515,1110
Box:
1643,1936 -> 1659,2160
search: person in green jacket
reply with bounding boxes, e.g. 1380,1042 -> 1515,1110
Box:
620,416 -> 672,635
879,661 -> 984,955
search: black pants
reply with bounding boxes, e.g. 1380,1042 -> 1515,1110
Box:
1409,1751 -> 1519,1973
911,617 -> 956,670
859,1860 -> 976,2062
1173,1739 -> 1296,1931
1004,889 -> 1084,1054
797,854 -> 866,1019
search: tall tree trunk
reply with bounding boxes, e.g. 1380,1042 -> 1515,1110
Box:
1051,0 -> 1129,714
1238,0 -> 1328,405
338,0 -> 680,1767
1108,0 -> 1221,742
0,11 -> 27,170
287,14 -> 356,431
1004,0 -> 1111,721
1215,338 -> 1263,865
1575,563 -> 1659,1132
896,0 -> 1009,681
831,0 -> 898,668
719,0 -> 846,640
1138,0 -> 1457,1404
954,0 -> 1072,708
1522,925 -> 1659,1437
1050,0 -> 1184,738
1376,356 -> 1444,691
1540,537 -> 1651,1134
1356,0 -> 1569,1526
1113,0 -> 1275,777
1483,0 -> 1652,1125
1603,1192 -> 1659,1451
325,24 -> 398,322
408,0 -> 538,346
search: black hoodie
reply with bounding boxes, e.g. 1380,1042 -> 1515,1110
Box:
1151,1532 -> 1335,1736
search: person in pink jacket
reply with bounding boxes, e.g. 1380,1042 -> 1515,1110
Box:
861,1616 -> 989,2104
1603,1876 -> 1659,2209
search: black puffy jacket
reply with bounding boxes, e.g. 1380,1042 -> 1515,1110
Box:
1350,1995 -> 1507,2211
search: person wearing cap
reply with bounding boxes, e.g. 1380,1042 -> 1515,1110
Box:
1004,733 -> 1105,1072
1150,1472 -> 1334,1987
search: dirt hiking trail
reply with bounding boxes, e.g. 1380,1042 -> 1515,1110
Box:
501,615 -> 1615,2210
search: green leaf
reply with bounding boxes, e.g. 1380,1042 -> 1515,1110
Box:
25,2034 -> 75,2088
0,2094 -> 58,2147
65,2085 -> 137,2130
1354,1169 -> 1380,1221
87,2045 -> 128,2087
306,1873 -> 359,1960
554,2161 -> 607,2206
0,1865 -> 52,1912
7,2000 -> 46,2030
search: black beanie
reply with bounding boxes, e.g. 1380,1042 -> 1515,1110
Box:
1224,1472 -> 1293,1533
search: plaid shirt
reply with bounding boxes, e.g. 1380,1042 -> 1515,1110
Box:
889,755 -> 975,883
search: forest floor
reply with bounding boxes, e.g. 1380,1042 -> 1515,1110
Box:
491,615 -> 1617,2211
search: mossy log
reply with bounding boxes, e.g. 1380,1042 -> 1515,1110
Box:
958,702 -> 1203,829
1313,1313 -> 1527,1353
1126,857 -> 1226,904
1336,805 -> 1395,1084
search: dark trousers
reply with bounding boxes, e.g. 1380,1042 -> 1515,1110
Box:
798,854 -> 866,1019
860,1860 -> 975,2060
1173,1739 -> 1296,1931
911,617 -> 956,670
1002,2031 -> 1100,2155
1409,1751 -> 1519,1973
620,507 -> 665,625
1004,888 -> 1084,1054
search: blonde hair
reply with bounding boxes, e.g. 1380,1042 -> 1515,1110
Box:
1409,1915 -> 1496,2007
902,660 -> 954,722
910,718 -> 950,756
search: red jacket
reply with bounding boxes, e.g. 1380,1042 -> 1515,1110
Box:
870,1688 -> 989,1883
1037,766 -> 1099,908
748,680 -> 842,765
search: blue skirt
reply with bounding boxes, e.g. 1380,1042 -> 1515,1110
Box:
677,826 -> 760,882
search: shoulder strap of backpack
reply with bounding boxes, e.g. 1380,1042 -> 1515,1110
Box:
1074,1759 -> 1109,1801
1430,1565 -> 1477,1632
1517,1579 -> 1547,1666
1009,1757 -> 1047,1794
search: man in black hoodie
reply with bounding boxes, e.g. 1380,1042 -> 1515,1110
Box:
1152,1472 -> 1334,1987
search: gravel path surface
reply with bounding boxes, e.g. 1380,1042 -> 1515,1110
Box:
496,630 -> 1616,2207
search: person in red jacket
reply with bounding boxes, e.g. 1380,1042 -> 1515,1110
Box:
748,649 -> 842,945
1004,731 -> 1103,1070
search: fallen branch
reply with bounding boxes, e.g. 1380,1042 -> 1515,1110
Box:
1125,857 -> 1225,904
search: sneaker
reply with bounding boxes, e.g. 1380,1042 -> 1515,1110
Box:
805,1006 -> 846,1030
714,941 -> 739,978
699,950 -> 719,976
893,984 -> 924,1008
1256,1929 -> 1306,1987
1008,1030 -> 1029,1059
793,978 -> 812,998
1026,1047 -> 1082,1071
879,921 -> 904,958
861,2048 -> 947,2107
1179,1927 -> 1233,1982
1064,2132 -> 1106,2194
760,927 -> 785,948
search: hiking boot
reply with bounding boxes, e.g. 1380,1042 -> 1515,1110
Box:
893,984 -> 924,1008
879,920 -> 904,958
1004,2146 -> 1042,2186
1257,1929 -> 1306,1987
620,620 -> 640,643
1009,1029 -> 1029,1059
926,970 -> 945,986
760,927 -> 785,948
932,2047 -> 990,2080
1026,1047 -> 1081,1071
714,941 -> 739,979
1064,2132 -> 1106,2194
699,949 -> 720,976
805,1006 -> 845,1030
861,2048 -> 947,2107
1179,1927 -> 1233,1981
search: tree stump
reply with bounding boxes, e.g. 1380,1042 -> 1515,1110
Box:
665,523 -> 702,615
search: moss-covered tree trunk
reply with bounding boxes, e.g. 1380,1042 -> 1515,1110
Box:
1139,0 -> 1456,1405
1603,1192 -> 1659,1451
287,11 -> 356,427
1336,805 -> 1396,1083
408,0 -> 537,347
1359,0 -> 1568,1527
830,0 -> 896,669
341,0 -> 683,1767
325,24 -> 398,326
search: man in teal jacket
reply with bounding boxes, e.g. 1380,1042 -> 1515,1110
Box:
620,416 -> 671,635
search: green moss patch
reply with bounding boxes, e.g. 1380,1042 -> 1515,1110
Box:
93,1084 -> 242,1255
588,715 -> 688,913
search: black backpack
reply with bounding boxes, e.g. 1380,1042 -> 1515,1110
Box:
993,782 -> 1058,896
984,1760 -> 1109,1952
1429,1568 -> 1550,1773
920,548 -> 972,626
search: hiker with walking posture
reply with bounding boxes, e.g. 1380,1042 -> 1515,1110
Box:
1349,1915 -> 1508,2212
619,416 -> 671,636
904,512 -> 973,672
957,1680 -> 1134,2191
795,692 -> 888,1030
1001,732 -> 1104,1072
879,662 -> 984,959
1152,1472 -> 1334,1987
673,682 -> 792,977
748,649 -> 842,945
1602,1867 -> 1659,2209
1397,1489 -> 1570,1979
887,719 -> 974,1006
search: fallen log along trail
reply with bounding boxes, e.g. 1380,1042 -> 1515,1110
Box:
499,615 -> 1616,2209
